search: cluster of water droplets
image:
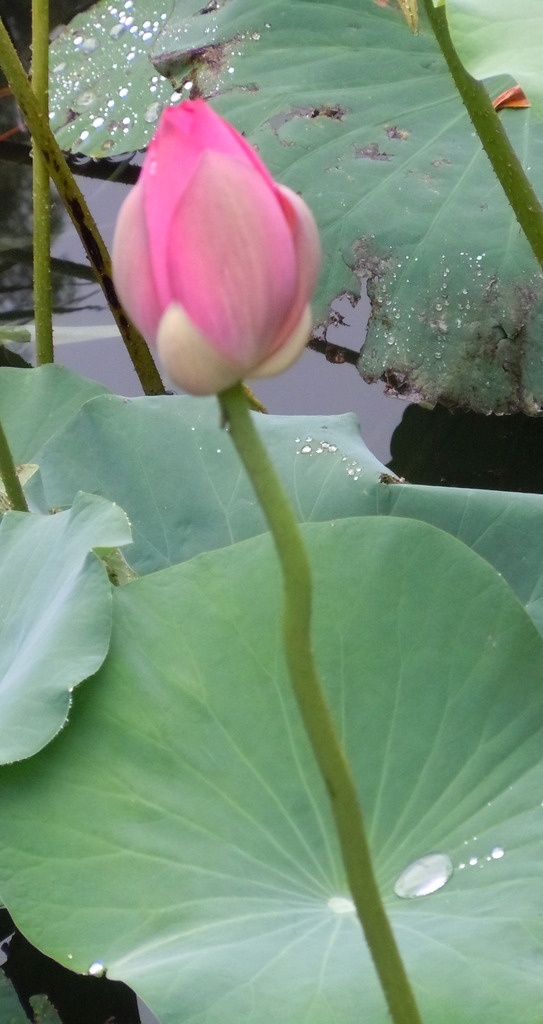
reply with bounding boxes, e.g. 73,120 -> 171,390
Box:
50,1 -> 274,154
456,838 -> 505,872
170,10 -> 269,96
295,436 -> 338,456
370,249 -> 494,372
393,839 -> 506,900
294,437 -> 364,481
51,0 -> 173,154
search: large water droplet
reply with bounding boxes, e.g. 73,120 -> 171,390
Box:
144,101 -> 163,123
78,90 -> 97,107
394,853 -> 453,899
81,37 -> 99,54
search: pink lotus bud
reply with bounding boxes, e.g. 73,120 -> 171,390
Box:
112,100 -> 320,395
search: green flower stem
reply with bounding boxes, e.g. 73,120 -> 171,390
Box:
218,382 -> 423,1024
0,16 -> 166,396
0,419 -> 28,512
423,0 -> 543,273
31,0 -> 53,364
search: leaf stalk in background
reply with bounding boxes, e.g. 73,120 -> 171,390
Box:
0,418 -> 28,511
219,381 -> 424,1024
31,0 -> 53,364
422,0 -> 543,273
0,16 -> 166,395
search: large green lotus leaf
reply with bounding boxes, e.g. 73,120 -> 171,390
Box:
49,0 -> 543,413
0,365 -> 108,465
0,491 -> 131,764
0,519 -> 543,1022
446,0 -> 543,116
30,392 -> 385,573
25,387 -> 543,637
0,365 -> 108,514
49,2 -> 174,156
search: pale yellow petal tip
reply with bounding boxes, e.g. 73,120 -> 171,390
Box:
156,304 -> 243,396
250,306 -> 312,380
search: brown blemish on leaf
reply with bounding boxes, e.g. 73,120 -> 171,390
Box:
383,125 -> 407,140
153,37 -> 249,99
352,238 -> 394,282
198,0 -> 220,11
379,472 -> 405,484
310,104 -> 345,120
355,143 -> 391,161
266,104 -> 346,142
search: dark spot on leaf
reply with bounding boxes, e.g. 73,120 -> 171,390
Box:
383,369 -> 413,396
351,238 -> 394,282
310,104 -> 345,120
385,125 -> 409,140
328,308 -> 348,328
153,37 -> 244,99
199,0 -> 220,11
266,104 -> 345,138
379,472 -> 405,484
355,143 -> 391,161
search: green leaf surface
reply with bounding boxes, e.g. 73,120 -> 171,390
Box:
30,996 -> 62,1024
0,491 -> 131,763
446,0 -> 543,116
0,365 -> 108,465
49,2 -> 173,157
30,391 -> 383,573
22,382 -> 543,638
0,519 -> 543,1022
49,0 -> 543,413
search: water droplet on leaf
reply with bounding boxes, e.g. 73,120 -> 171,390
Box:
87,961 -> 106,977
81,37 -> 99,53
394,853 -> 453,898
78,90 -> 96,107
327,896 -> 356,914
144,101 -> 163,123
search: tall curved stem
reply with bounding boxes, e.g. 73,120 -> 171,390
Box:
218,382 -> 424,1024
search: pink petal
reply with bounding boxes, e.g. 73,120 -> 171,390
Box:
271,186 -> 321,349
250,305 -> 313,379
162,150 -> 299,362
142,102 -> 277,314
111,184 -> 161,341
